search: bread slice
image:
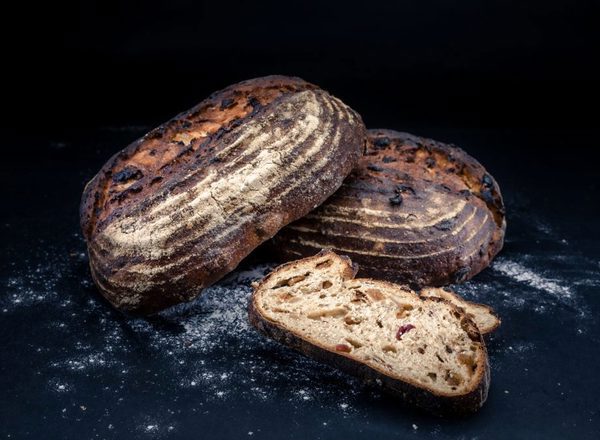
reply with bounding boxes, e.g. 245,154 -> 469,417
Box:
249,250 -> 491,415
420,288 -> 500,335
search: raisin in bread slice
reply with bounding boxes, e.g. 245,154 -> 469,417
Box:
249,250 -> 491,415
420,288 -> 500,335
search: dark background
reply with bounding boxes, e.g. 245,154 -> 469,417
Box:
1,1 -> 600,439
4,0 -> 600,133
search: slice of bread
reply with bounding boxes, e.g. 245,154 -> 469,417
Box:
249,250 -> 491,415
420,288 -> 500,335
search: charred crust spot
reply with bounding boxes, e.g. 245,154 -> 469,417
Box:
209,157 -> 222,164
482,174 -> 494,188
435,218 -> 455,231
395,184 -> 416,195
220,98 -> 236,110
367,164 -> 384,172
454,267 -> 471,283
373,136 -> 390,148
147,127 -> 165,139
181,120 -> 192,129
480,189 -> 495,204
149,149 -> 157,156
389,194 -> 403,206
425,157 -> 436,168
382,156 -> 396,163
112,166 -> 143,183
150,176 -> 163,185
459,189 -> 471,198
247,96 -> 261,108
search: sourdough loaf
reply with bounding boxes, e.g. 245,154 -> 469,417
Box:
273,129 -> 506,287
80,76 -> 366,314
249,250 -> 491,415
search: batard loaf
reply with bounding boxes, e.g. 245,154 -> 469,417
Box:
273,129 -> 506,287
80,76 -> 366,314
249,250 -> 491,415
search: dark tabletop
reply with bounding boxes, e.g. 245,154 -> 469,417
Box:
1,125 -> 599,440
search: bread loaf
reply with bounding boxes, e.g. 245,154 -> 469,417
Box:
273,129 -> 506,287
80,76 -> 366,314
249,250 -> 491,415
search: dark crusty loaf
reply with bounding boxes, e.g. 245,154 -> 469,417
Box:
273,129 -> 506,287
249,250 -> 491,415
80,76 -> 366,315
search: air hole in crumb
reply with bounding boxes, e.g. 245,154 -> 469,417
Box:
307,308 -> 348,319
316,260 -> 333,269
427,372 -> 437,381
445,345 -> 453,354
344,316 -> 362,325
444,371 -> 463,386
376,319 -> 383,328
351,291 -> 368,303
273,273 -> 310,288
418,347 -> 425,354
322,280 -> 333,289
396,304 -> 414,318
366,289 -> 384,301
277,292 -> 299,303
382,344 -> 397,353
436,354 -> 445,363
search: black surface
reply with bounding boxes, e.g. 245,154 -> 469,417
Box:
2,1 -> 600,439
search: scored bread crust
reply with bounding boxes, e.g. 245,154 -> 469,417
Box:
273,129 -> 506,287
80,76 -> 366,315
249,250 -> 491,415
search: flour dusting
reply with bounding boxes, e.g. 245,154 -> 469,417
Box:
1,225 -> 598,438
492,260 -> 573,299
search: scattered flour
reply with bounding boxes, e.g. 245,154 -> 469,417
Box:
492,260 -> 572,299
2,225 -> 597,436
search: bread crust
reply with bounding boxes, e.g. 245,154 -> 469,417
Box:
80,76 -> 366,314
273,129 -> 506,287
249,250 -> 490,415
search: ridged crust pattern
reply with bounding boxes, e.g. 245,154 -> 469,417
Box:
80,76 -> 366,314
273,129 -> 506,287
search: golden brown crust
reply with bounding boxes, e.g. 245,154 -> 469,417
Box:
80,76 -> 366,314
273,129 -> 506,287
249,250 -> 490,415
